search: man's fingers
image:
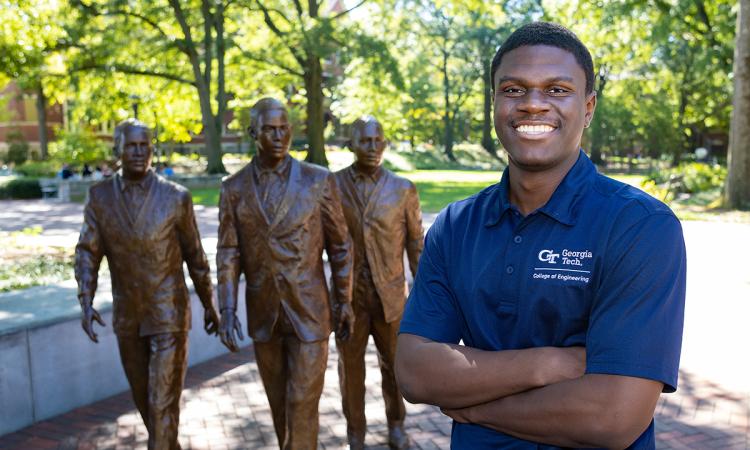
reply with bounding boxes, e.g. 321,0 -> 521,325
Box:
233,319 -> 244,341
92,310 -> 106,327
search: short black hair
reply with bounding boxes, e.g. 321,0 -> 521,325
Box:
490,22 -> 595,94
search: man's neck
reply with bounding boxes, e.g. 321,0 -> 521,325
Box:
353,162 -> 381,177
256,153 -> 287,171
121,169 -> 149,182
507,153 -> 578,216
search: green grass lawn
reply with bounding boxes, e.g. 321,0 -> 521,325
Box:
189,170 -> 750,222
190,170 -> 505,213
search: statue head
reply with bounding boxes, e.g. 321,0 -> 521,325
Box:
249,97 -> 292,166
114,118 -> 153,180
348,115 -> 386,173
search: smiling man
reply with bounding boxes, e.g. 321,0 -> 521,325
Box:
395,22 -> 686,449
75,118 -> 220,450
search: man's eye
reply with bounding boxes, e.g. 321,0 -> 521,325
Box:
548,87 -> 569,94
502,87 -> 524,95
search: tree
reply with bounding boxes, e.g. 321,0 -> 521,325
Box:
236,0 -> 399,166
726,0 -> 750,209
0,0 -> 72,159
71,0 -> 237,173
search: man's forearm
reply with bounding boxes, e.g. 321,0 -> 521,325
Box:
447,374 -> 662,449
395,334 -> 584,409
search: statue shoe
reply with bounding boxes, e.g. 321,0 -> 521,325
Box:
348,433 -> 366,450
388,425 -> 411,450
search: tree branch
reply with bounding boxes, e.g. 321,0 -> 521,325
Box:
239,50 -> 304,76
331,0 -> 366,20
71,62 -> 196,86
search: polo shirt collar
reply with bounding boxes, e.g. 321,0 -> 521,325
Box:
484,149 -> 596,227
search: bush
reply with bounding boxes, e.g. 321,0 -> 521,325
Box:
644,162 -> 726,194
0,178 -> 42,199
49,128 -> 110,165
5,131 -> 29,166
15,160 -> 59,178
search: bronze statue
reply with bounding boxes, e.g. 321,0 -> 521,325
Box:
216,97 -> 355,449
335,116 -> 423,450
75,119 -> 220,450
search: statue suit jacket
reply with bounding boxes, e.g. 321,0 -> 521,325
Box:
334,166 -> 424,323
216,157 -> 353,343
75,170 -> 214,337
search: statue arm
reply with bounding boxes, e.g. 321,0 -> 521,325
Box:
216,185 -> 241,312
321,174 -> 353,306
404,182 -> 424,278
216,184 -> 243,350
75,198 -> 104,304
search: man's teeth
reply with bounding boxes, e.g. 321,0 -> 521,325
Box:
515,125 -> 555,134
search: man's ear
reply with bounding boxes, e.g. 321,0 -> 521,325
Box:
584,90 -> 597,128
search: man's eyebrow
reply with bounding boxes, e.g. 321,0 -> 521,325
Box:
495,76 -> 577,85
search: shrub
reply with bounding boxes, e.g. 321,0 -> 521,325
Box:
15,160 -> 59,178
644,162 -> 726,194
5,131 -> 29,166
0,178 -> 42,199
49,128 -> 110,165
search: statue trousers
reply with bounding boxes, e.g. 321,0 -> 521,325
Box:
336,269 -> 407,440
254,306 -> 329,450
117,332 -> 188,450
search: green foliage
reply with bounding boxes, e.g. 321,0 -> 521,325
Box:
0,178 -> 42,199
49,128 -> 110,165
5,131 -> 30,165
644,162 -> 727,194
15,160 -> 59,178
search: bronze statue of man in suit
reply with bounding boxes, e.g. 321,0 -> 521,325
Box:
75,119 -> 220,450
335,116 -> 424,449
217,97 -> 355,449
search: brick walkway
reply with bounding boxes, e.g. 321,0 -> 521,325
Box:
0,337 -> 747,450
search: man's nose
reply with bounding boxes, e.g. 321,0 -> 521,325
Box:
272,128 -> 282,140
518,89 -> 550,113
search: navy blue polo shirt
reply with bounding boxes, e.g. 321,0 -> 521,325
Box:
400,151 -> 686,449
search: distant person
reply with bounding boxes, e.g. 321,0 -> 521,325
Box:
81,164 -> 93,178
93,166 -> 104,181
163,162 -> 174,177
396,22 -> 686,449
101,165 -> 114,178
59,163 -> 74,180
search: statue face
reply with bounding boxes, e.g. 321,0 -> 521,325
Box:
255,108 -> 291,165
351,121 -> 386,172
121,127 -> 153,179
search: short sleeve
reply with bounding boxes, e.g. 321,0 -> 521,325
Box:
586,212 -> 686,392
399,210 -> 462,344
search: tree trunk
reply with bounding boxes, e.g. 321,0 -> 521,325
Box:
481,64 -> 498,159
443,113 -> 456,162
196,81 -> 226,174
441,50 -> 456,162
304,56 -> 328,167
35,83 -> 48,160
726,0 -> 750,209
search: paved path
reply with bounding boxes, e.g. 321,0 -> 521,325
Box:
1,200 -> 749,449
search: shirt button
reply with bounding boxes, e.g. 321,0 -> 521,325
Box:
513,235 -> 522,244
506,266 -> 514,274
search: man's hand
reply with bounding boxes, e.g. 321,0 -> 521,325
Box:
219,309 -> 244,352
335,303 -> 355,341
81,304 -> 106,343
204,307 -> 220,335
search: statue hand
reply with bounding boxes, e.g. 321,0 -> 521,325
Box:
81,304 -> 106,343
335,303 -> 355,341
204,306 -> 220,335
219,309 -> 244,352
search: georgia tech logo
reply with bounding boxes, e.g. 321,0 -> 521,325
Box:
538,249 -> 560,264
